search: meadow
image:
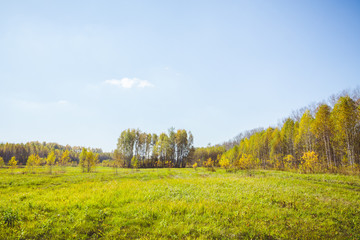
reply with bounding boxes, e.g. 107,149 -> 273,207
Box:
0,167 -> 359,239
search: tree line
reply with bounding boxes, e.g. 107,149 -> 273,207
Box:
207,90 -> 360,173
0,141 -> 110,166
2,89 -> 360,174
112,128 -> 194,169
0,128 -> 195,171
0,146 -> 104,174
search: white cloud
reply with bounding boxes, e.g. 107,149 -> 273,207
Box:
138,80 -> 153,88
104,78 -> 154,89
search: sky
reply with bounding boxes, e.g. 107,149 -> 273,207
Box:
1,0 -> 360,152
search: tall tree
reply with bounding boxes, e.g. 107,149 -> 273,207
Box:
156,133 -> 169,167
281,118 -> 295,156
175,130 -> 189,167
332,96 -> 358,166
117,129 -> 136,167
296,110 -> 314,153
312,104 -> 334,167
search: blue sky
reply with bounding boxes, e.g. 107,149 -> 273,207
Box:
1,0 -> 359,151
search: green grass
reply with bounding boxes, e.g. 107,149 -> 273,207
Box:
0,167 -> 359,239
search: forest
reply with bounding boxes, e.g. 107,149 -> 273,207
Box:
214,90 -> 360,173
0,142 -> 109,166
0,128 -> 195,172
1,90 -> 360,174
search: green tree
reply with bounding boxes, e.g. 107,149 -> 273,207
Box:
79,148 -> 87,172
117,129 -> 137,168
175,130 -> 188,167
156,133 -> 169,167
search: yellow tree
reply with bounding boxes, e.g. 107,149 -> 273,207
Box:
312,104 -> 334,168
219,157 -> 230,172
60,150 -> 70,172
80,150 -> 98,173
46,151 -> 56,174
26,154 -> 36,173
192,162 -> 198,171
296,110 -> 314,153
260,127 -> 274,168
237,154 -> 253,170
332,96 -> 358,167
0,156 -> 4,168
204,157 -> 214,168
34,154 -> 41,167
270,128 -> 283,169
9,156 -> 17,173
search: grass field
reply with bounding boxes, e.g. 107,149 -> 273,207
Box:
0,167 -> 359,239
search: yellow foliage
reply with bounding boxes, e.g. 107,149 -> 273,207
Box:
156,160 -> 162,168
9,157 -> 17,173
26,154 -> 40,173
192,162 -> 198,170
60,150 -> 70,166
283,154 -> 295,170
204,158 -> 214,168
9,157 -> 17,168
300,151 -> 320,173
271,154 -> 284,170
236,154 -> 253,170
219,157 -> 230,171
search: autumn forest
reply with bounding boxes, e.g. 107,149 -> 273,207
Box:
0,89 -> 359,174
